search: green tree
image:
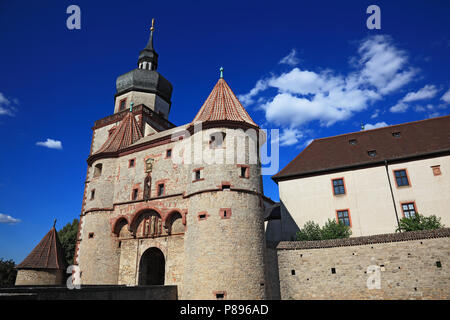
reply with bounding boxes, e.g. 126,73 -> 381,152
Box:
296,219 -> 351,241
0,258 -> 17,287
396,213 -> 444,232
58,219 -> 79,265
320,219 -> 352,240
295,221 -> 322,241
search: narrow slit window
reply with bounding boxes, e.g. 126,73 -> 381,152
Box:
193,169 -> 202,181
119,99 -> 127,111
129,159 -> 135,168
132,188 -> 138,200
157,184 -> 165,197
90,189 -> 95,200
166,149 -> 172,158
94,163 -> 102,177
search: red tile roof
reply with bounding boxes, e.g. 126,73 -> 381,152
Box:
17,227 -> 67,270
273,115 -> 450,182
95,111 -> 143,154
192,78 -> 257,126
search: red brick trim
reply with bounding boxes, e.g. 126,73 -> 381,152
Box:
331,177 -> 347,196
393,168 -> 412,188
197,211 -> 209,221
335,208 -> 352,227
219,208 -> 232,219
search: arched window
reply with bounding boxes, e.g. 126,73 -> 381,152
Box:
94,163 -> 102,177
167,212 -> 184,235
135,211 -> 162,238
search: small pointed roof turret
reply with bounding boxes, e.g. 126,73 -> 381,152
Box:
138,18 -> 159,70
192,70 -> 257,126
17,221 -> 68,270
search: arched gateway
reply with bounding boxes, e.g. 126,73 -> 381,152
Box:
138,247 -> 165,285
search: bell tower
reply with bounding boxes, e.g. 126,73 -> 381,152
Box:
113,19 -> 173,119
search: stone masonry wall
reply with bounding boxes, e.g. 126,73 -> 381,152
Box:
276,229 -> 450,299
15,269 -> 65,286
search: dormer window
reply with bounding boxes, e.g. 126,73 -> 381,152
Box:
368,150 -> 377,157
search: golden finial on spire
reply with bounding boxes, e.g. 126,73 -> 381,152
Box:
150,18 -> 155,32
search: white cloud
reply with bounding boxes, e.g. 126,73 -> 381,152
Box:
278,128 -> 303,146
390,84 -> 439,114
36,138 -> 63,150
441,88 -> 450,103
402,85 -> 438,102
371,109 -> 380,119
355,35 -> 416,95
279,49 -> 300,66
0,92 -> 18,116
389,102 -> 409,113
0,213 -> 21,224
240,35 -> 415,130
364,122 -> 389,130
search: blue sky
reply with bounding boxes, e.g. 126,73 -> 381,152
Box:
0,0 -> 449,263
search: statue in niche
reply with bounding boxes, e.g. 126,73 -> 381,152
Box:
145,158 -> 154,173
144,175 -> 151,200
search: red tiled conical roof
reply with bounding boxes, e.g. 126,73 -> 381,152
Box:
95,111 -> 143,154
192,78 -> 257,126
17,226 -> 68,270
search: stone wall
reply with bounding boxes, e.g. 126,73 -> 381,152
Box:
15,269 -> 65,286
276,229 -> 450,299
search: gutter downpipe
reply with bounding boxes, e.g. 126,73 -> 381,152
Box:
385,159 -> 401,232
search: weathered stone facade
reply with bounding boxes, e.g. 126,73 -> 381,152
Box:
275,229 -> 450,300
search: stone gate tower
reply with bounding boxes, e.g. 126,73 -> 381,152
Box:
74,23 -> 268,299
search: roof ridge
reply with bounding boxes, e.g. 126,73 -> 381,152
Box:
314,114 -> 450,142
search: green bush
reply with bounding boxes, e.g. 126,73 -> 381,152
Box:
396,213 -> 444,232
296,219 -> 351,241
